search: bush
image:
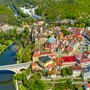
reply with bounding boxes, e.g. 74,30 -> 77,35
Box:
11,37 -> 16,41
5,41 -> 9,46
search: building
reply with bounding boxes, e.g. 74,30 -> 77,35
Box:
39,56 -> 53,68
32,53 -> 41,62
82,67 -> 90,80
58,43 -> 65,53
48,70 -> 56,78
72,66 -> 82,77
64,46 -> 73,55
35,34 -> 48,45
31,63 -> 36,68
45,37 -> 58,50
62,56 -> 77,67
84,83 -> 90,90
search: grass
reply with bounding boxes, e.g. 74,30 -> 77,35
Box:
0,40 -> 14,54
73,79 -> 82,82
18,84 -> 26,90
53,79 -> 68,82
13,77 -> 17,90
45,83 -> 54,90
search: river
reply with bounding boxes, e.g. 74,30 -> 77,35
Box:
0,42 -> 17,90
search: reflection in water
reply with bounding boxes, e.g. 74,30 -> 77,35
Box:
0,42 -> 17,90
4,49 -> 7,52
0,52 -> 3,56
7,46 -> 10,51
0,59 -> 1,62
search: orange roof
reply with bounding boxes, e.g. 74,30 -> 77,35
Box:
3,24 -> 7,26
51,63 -> 55,67
40,51 -> 52,55
48,70 -> 56,74
31,63 -> 36,66
33,53 -> 41,57
86,84 -> 90,88
77,28 -> 83,31
60,33 -> 63,36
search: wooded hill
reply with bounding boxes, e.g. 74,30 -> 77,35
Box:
0,4 -> 16,25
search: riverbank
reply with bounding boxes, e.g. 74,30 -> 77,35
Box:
0,40 -> 14,54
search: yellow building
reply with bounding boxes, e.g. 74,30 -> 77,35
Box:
39,56 -> 53,68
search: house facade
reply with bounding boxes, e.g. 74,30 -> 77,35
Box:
84,83 -> 90,90
72,66 -> 82,77
45,37 -> 58,50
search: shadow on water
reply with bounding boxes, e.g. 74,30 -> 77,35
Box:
0,70 -> 15,74
0,52 -> 3,56
0,79 -> 13,86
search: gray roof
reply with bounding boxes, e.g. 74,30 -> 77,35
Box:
39,56 -> 52,63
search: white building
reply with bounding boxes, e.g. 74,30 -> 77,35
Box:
72,66 -> 82,77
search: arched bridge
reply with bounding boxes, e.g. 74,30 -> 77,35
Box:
0,62 -> 32,74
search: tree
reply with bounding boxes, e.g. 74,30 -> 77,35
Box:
11,37 -> 16,41
48,34 -> 52,38
1,38 -> 5,45
23,52 -> 31,62
24,27 -> 29,35
80,23 -> 85,28
67,68 -> 73,76
58,35 -> 60,40
26,66 -> 30,75
5,41 -> 9,46
14,73 -> 22,81
0,46 -> 2,52
62,68 -> 67,76
38,72 -> 42,78
15,53 -> 20,60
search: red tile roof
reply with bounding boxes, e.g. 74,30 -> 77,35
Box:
80,58 -> 90,63
46,64 -> 52,69
72,66 -> 82,70
64,46 -> 73,53
83,50 -> 90,56
48,70 -> 56,74
34,48 -> 39,52
62,56 -> 76,62
31,63 -> 36,66
82,54 -> 88,59
40,51 -> 52,55
86,84 -> 90,88
58,44 -> 64,49
33,53 -> 41,57
51,63 -> 55,67
75,54 -> 83,58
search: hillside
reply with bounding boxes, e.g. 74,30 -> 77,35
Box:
0,4 -> 16,25
0,0 -> 90,22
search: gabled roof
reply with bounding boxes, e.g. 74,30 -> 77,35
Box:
80,58 -> 90,63
62,56 -> 76,62
46,37 -> 56,44
75,54 -> 83,59
83,50 -> 90,56
72,66 -> 82,70
40,51 -> 52,55
58,44 -> 64,49
48,70 -> 56,74
33,53 -> 41,57
64,46 -> 73,53
31,63 -> 36,66
86,83 -> 90,88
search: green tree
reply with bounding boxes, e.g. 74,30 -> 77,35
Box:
24,27 -> 29,35
0,46 -> 2,52
1,38 -> 5,45
26,66 -> 30,75
62,68 -> 67,76
67,68 -> 73,76
5,41 -> 9,46
11,37 -> 16,41
23,52 -> 31,62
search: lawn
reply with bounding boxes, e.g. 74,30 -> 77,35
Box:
18,84 -> 26,90
0,40 -> 14,54
53,79 -> 68,82
73,79 -> 82,82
